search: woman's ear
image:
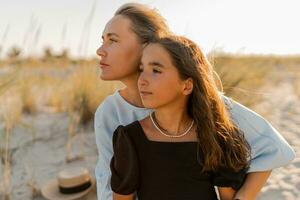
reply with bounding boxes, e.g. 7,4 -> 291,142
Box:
182,78 -> 193,95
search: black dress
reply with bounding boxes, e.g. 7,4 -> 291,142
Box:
110,121 -> 247,200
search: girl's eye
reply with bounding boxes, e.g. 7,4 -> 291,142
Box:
153,69 -> 161,73
138,67 -> 143,72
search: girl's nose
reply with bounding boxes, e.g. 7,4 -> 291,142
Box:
138,72 -> 149,87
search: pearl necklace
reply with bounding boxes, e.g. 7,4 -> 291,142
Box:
150,112 -> 194,138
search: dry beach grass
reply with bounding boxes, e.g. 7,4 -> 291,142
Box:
0,55 -> 299,199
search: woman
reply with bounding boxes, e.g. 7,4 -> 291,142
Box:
95,3 -> 295,200
111,35 -> 251,200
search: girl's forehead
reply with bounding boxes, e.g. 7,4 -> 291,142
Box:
142,44 -> 173,67
143,43 -> 167,57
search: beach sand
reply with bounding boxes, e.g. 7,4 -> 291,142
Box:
254,68 -> 300,200
0,66 -> 299,199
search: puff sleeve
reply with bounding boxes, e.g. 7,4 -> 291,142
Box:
110,125 -> 139,195
213,167 -> 248,190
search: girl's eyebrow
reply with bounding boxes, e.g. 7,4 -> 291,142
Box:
140,60 -> 164,68
148,61 -> 164,68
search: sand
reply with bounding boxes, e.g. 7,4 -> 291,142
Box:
0,66 -> 299,199
254,68 -> 300,200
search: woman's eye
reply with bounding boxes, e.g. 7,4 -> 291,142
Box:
109,38 -> 117,43
138,68 -> 144,72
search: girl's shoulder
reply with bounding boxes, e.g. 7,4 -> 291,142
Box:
121,121 -> 142,137
113,121 -> 142,146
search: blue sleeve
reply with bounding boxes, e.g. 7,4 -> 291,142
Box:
94,104 -> 113,200
221,95 -> 295,172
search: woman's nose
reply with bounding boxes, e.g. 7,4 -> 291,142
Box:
96,45 -> 106,58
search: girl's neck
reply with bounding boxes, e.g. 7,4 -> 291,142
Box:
119,74 -> 144,108
153,105 -> 193,136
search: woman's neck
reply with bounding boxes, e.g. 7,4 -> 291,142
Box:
119,74 -> 144,108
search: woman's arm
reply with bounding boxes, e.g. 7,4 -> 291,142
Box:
234,171 -> 272,200
218,187 -> 236,200
94,104 -> 115,199
113,192 -> 135,200
221,94 -> 295,171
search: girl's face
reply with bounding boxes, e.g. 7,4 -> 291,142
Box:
96,15 -> 143,81
138,43 -> 192,109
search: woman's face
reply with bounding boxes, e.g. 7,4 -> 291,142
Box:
138,43 -> 191,109
96,15 -> 143,81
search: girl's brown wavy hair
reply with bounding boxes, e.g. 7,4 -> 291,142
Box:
149,36 -> 250,172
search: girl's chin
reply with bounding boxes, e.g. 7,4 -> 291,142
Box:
141,102 -> 158,110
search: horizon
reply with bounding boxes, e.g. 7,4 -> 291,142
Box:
1,0 -> 300,59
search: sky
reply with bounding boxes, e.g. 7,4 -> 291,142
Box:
0,0 -> 300,58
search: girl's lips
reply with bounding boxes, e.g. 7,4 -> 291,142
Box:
140,91 -> 153,96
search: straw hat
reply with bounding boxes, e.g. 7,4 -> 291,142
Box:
41,167 -> 95,200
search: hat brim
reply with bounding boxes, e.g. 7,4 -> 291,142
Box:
41,178 -> 95,200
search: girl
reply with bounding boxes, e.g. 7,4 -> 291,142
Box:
110,35 -> 251,200
95,3 -> 295,200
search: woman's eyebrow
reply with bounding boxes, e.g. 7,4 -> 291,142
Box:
102,33 -> 120,39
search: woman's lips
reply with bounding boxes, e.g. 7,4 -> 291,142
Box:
100,62 -> 109,69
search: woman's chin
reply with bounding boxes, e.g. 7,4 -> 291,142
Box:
100,73 -> 117,81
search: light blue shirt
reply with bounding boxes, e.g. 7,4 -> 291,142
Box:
94,90 -> 295,200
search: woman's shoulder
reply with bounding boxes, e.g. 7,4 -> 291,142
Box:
94,90 -> 129,125
95,90 -> 150,121
95,92 -> 119,115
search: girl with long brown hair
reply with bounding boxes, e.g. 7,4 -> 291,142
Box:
110,35 -> 251,200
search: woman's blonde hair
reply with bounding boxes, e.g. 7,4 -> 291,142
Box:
115,3 -> 171,43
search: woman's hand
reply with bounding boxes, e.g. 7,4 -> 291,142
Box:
234,171 -> 272,200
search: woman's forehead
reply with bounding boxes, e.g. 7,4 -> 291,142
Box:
102,15 -> 132,37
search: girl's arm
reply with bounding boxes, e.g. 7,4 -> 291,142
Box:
111,126 -> 140,200
234,171 -> 272,200
113,192 -> 135,200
